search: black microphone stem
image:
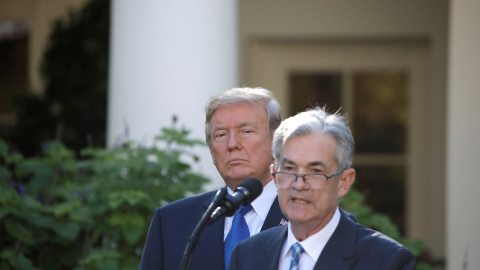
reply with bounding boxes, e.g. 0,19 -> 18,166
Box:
179,187 -> 227,270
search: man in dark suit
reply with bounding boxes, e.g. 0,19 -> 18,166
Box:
229,107 -> 416,270
139,87 -> 287,270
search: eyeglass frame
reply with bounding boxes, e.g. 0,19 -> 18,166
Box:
272,170 -> 344,189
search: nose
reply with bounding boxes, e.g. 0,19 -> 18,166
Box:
227,132 -> 241,150
291,174 -> 308,190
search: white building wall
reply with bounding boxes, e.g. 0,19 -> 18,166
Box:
447,1 -> 480,269
107,1 -> 238,188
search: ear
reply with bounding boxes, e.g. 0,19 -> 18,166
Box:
208,146 -> 217,166
338,168 -> 355,197
270,164 -> 279,187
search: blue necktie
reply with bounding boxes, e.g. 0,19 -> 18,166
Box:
289,242 -> 305,270
224,204 -> 253,269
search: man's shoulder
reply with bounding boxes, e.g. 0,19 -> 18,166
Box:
351,221 -> 415,267
335,209 -> 413,255
353,224 -> 416,268
333,210 -> 415,268
154,190 -> 217,214
355,222 -> 407,251
338,209 -> 406,250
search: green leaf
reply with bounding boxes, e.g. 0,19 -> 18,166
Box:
51,221 -> 81,241
69,207 -> 94,224
0,166 -> 11,181
0,248 -> 14,259
108,191 -> 149,209
4,220 -> 34,244
50,199 -> 82,216
95,260 -> 119,270
81,249 -> 121,270
19,196 -> 44,211
416,262 -> 434,270
0,249 -> 37,270
122,256 -> 140,270
4,153 -> 23,165
109,211 -> 145,244
0,189 -> 18,205
403,239 -> 425,257
11,253 -> 37,270
156,127 -> 206,146
0,209 -> 10,221
28,215 -> 53,228
108,194 -> 123,209
121,223 -> 144,245
109,212 -> 145,227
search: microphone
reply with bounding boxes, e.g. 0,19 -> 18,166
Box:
209,178 -> 263,223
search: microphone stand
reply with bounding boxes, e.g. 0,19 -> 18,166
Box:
179,187 -> 227,270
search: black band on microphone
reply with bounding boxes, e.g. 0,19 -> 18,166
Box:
208,178 -> 263,223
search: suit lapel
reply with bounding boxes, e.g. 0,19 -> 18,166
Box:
261,196 -> 287,231
258,226 -> 288,270
314,247 -> 351,270
314,209 -> 356,270
196,193 -> 225,270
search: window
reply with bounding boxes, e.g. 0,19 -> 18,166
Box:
289,70 -> 408,232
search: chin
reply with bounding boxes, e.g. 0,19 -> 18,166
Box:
227,171 -> 251,181
286,211 -> 311,222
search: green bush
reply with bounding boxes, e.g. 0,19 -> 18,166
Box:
340,189 -> 434,270
0,127 -> 208,270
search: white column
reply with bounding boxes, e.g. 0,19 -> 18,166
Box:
447,1 -> 480,269
107,1 -> 238,188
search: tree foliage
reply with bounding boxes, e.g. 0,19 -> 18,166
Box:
10,0 -> 110,156
0,127 -> 208,269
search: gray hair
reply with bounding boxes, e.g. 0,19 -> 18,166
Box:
272,107 -> 354,171
205,87 -> 281,146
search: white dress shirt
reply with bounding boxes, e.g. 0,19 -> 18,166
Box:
278,208 -> 341,270
224,180 -> 277,239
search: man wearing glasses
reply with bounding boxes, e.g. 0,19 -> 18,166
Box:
228,107 -> 415,270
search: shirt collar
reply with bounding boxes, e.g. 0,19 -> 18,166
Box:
250,180 -> 276,221
226,179 -> 277,221
281,207 -> 341,261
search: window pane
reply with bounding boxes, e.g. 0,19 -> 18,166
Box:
289,73 -> 342,115
354,166 -> 406,234
353,71 -> 407,154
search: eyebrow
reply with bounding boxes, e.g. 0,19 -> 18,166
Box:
212,121 -> 256,133
212,125 -> 227,134
280,158 -> 296,166
237,121 -> 256,128
280,157 -> 327,168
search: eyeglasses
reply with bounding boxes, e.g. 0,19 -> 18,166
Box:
272,170 -> 343,189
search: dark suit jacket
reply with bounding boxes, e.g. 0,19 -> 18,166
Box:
229,208 -> 416,270
139,190 -> 286,270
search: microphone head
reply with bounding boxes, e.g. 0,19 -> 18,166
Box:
235,178 -> 263,203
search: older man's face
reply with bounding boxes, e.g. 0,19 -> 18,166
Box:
209,102 -> 274,190
274,133 -> 354,239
